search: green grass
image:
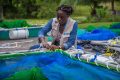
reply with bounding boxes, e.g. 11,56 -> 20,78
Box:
25,19 -> 48,25
5,19 -> 118,29
5,19 -> 49,26
26,19 -> 118,29
25,19 -> 118,29
73,5 -> 90,16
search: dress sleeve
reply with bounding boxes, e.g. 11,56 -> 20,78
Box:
38,19 -> 53,38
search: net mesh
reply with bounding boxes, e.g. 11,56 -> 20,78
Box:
0,52 -> 120,80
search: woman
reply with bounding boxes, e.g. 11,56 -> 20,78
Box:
38,5 -> 78,50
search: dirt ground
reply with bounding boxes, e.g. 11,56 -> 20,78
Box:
0,37 -> 38,53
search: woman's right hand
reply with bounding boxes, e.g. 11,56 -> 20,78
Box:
38,37 -> 50,49
42,42 -> 50,49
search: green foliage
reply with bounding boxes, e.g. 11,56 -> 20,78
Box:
0,20 -> 31,28
109,15 -> 120,22
37,6 -> 55,19
60,0 -> 77,5
96,7 -> 107,19
73,16 -> 88,23
73,5 -> 90,17
0,0 -> 120,21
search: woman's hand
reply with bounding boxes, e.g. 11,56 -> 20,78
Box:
42,42 -> 50,49
38,37 -> 50,49
49,45 -> 60,51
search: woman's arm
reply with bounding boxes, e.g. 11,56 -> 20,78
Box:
38,19 -> 53,48
38,19 -> 53,42
38,19 -> 53,38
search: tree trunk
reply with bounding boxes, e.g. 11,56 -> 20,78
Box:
91,0 -> 98,16
111,0 -> 116,15
0,5 -> 3,22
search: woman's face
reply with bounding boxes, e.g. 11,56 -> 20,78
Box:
57,10 -> 69,25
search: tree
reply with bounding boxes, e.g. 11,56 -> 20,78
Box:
60,0 -> 100,16
100,0 -> 116,15
110,0 -> 120,15
0,0 -> 4,21
0,5 -> 3,21
60,0 -> 77,5
101,0 -> 120,15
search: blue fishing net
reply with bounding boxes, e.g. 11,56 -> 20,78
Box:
77,28 -> 117,40
0,52 -> 120,80
110,23 -> 120,29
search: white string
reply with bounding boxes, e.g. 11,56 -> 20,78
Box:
77,54 -> 81,61
105,60 -> 115,69
95,59 -> 99,66
70,53 -> 72,58
0,40 -> 33,48
86,54 -> 93,63
116,65 -> 120,72
106,61 -> 110,69
87,57 -> 89,63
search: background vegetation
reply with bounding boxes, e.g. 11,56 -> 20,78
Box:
0,0 -> 120,25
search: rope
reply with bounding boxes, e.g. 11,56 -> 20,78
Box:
77,48 -> 84,54
0,42 -> 19,48
104,45 -> 113,57
0,40 -> 33,49
90,53 -> 99,62
95,59 -> 99,66
69,53 -> 72,58
104,39 -> 119,57
76,54 -> 82,61
86,54 -> 93,63
104,44 -> 117,69
108,39 -> 117,46
116,65 -> 120,72
105,60 -> 116,69
106,61 -> 110,69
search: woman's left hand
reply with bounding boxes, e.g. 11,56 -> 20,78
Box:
49,45 -> 60,51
